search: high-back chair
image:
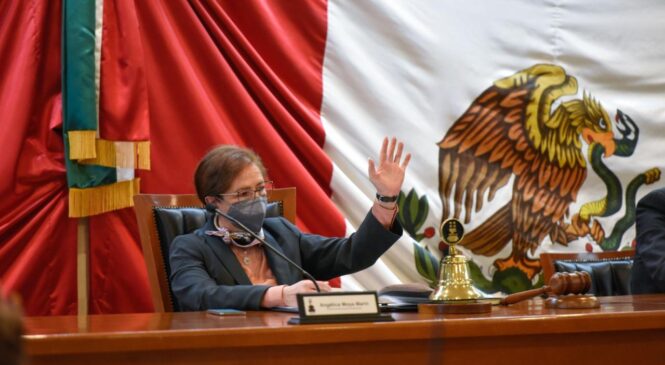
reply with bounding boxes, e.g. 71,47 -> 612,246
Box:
540,250 -> 635,296
133,188 -> 296,312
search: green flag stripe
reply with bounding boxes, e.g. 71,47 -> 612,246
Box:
62,0 -> 98,132
63,0 -> 116,189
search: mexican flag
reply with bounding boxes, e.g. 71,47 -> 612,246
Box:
63,0 -> 149,217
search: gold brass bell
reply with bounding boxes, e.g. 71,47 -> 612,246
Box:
429,218 -> 486,302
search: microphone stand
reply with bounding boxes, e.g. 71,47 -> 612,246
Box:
210,207 -> 320,293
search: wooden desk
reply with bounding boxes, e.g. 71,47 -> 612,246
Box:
24,295 -> 665,365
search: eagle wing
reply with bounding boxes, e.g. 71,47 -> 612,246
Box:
438,83 -> 530,224
439,67 -> 587,257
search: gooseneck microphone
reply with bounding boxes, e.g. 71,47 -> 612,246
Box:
205,204 -> 321,293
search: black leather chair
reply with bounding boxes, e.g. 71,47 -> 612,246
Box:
133,189 -> 296,312
540,250 -> 635,296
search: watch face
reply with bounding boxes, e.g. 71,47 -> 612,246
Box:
440,218 -> 464,244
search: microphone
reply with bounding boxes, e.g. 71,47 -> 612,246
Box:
205,204 -> 321,293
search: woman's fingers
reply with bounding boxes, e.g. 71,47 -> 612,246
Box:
386,137 -> 396,162
379,137 -> 388,164
401,152 -> 412,169
394,142 -> 404,163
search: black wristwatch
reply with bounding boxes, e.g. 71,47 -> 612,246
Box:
375,192 -> 398,203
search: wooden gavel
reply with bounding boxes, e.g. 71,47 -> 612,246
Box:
500,271 -> 592,305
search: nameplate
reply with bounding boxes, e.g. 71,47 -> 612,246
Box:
288,291 -> 393,325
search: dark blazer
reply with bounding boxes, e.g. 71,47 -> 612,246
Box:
631,187 -> 665,294
169,211 -> 403,311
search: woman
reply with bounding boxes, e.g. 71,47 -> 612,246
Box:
169,137 -> 411,310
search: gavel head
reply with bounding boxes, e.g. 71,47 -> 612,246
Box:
547,271 -> 592,296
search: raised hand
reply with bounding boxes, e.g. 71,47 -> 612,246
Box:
368,137 -> 411,197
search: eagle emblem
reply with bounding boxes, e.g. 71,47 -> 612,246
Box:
437,64 -> 659,280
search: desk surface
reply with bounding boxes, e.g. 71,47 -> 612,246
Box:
24,295 -> 665,365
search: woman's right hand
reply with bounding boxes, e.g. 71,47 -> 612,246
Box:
282,280 -> 331,307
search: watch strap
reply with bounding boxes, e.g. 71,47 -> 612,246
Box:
375,192 -> 398,203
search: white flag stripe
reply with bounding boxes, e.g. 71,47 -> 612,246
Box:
323,0 -> 665,289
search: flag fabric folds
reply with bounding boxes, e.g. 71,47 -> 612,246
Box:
62,0 -> 149,218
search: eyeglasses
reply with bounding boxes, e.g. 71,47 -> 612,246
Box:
217,181 -> 273,202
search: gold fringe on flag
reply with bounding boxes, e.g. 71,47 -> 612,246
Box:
77,139 -> 151,170
68,178 -> 140,218
83,138 -> 116,167
137,141 -> 151,170
68,130 -> 97,160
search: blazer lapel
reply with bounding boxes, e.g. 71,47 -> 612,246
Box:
263,229 -> 293,285
200,226 -> 251,285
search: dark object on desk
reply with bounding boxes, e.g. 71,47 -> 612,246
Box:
379,303 -> 418,312
271,306 -> 299,313
379,284 -> 498,313
540,250 -> 634,296
207,309 -> 246,316
132,189 -> 296,312
378,283 -> 433,304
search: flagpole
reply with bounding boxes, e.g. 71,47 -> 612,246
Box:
77,217 -> 89,317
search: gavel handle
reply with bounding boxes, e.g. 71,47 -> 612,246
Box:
500,286 -> 549,305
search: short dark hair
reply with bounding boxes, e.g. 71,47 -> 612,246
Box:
194,145 -> 267,203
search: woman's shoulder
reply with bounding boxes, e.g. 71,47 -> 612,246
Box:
263,216 -> 299,233
172,230 -> 208,249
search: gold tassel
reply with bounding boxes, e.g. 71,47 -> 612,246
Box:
78,140 -> 150,170
68,179 -> 141,218
68,131 -> 97,160
136,141 -> 151,170
79,139 -> 117,167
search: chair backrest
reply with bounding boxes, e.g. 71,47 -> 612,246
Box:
133,188 -> 296,312
540,250 -> 635,296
